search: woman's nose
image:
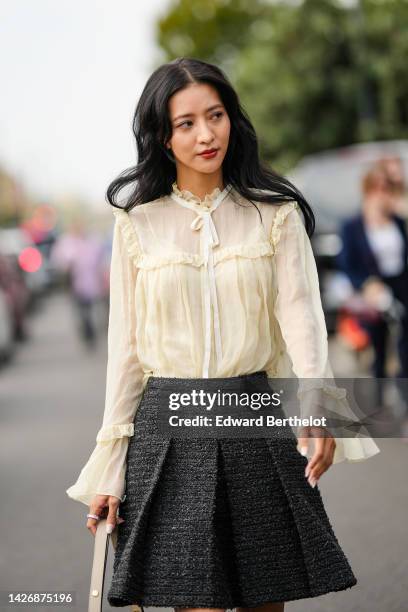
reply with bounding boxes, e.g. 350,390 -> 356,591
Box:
197,123 -> 215,143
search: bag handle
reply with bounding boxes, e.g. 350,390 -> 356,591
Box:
88,518 -> 142,612
88,518 -> 111,612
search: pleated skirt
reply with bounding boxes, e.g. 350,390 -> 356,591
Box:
107,370 -> 357,608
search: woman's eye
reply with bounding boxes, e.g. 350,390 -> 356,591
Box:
177,112 -> 224,129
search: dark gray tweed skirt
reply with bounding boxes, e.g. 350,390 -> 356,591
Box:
107,370 -> 357,608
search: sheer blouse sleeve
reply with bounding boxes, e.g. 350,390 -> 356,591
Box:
66,209 -> 145,506
270,202 -> 380,464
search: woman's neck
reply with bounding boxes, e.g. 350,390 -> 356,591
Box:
175,173 -> 225,201
362,201 -> 392,228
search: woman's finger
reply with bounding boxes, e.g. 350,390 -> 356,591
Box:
304,437 -> 325,478
315,438 -> 336,479
86,495 -> 109,537
305,436 -> 336,484
106,497 -> 120,534
86,516 -> 99,537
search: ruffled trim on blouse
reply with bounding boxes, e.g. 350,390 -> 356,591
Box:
171,181 -> 223,206
270,201 -> 299,252
333,437 -> 380,464
112,208 -> 142,263
138,251 -> 204,269
112,206 -> 275,270
294,381 -> 381,464
111,201 -> 305,271
136,242 -> 274,269
96,422 -> 135,442
212,240 -> 274,265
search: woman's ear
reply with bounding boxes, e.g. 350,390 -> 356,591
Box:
163,142 -> 175,163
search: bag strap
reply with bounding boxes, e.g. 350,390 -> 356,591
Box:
88,518 -> 110,612
88,518 -> 143,612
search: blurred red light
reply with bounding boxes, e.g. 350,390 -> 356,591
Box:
18,247 -> 43,273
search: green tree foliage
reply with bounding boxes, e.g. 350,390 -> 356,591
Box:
157,0 -> 408,172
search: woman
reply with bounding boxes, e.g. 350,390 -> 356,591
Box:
337,162 -> 408,415
66,57 -> 380,610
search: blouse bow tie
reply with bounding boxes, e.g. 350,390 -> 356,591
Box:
169,184 -> 232,378
190,212 -> 220,263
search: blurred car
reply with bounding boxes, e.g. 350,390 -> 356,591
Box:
0,226 -> 49,303
0,249 -> 30,345
0,285 -> 14,362
288,139 -> 408,334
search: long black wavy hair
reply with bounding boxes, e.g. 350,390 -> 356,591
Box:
106,57 -> 315,237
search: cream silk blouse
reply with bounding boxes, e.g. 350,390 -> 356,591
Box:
66,182 -> 380,506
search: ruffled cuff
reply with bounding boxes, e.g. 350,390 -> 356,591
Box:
96,422 -> 134,442
295,382 -> 381,463
332,436 -> 380,464
66,436 -> 130,507
296,432 -> 380,463
296,382 -> 351,426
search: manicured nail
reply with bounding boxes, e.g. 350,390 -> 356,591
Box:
106,523 -> 115,534
300,447 -> 308,456
308,477 -> 316,488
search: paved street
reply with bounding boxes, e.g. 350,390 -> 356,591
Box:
0,290 -> 407,612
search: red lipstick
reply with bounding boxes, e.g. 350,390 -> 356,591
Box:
198,148 -> 219,159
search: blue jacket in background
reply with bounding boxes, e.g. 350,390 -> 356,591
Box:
336,213 -> 408,291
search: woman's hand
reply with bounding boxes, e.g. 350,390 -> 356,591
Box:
86,494 -> 124,537
297,426 -> 336,488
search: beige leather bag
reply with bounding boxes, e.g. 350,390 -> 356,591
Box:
88,517 -> 142,612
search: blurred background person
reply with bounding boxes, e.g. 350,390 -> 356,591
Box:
50,218 -> 107,349
378,156 -> 408,221
337,163 -> 408,428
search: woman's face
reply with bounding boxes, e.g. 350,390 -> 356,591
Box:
366,172 -> 397,215
166,83 -> 230,176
